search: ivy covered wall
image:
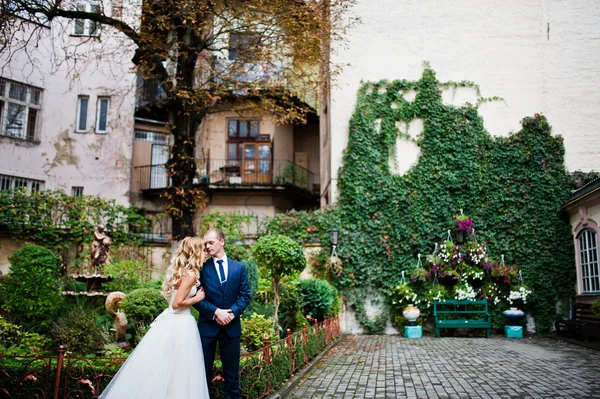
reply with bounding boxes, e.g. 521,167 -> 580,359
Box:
334,67 -> 575,333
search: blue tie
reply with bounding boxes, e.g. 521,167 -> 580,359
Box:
217,259 -> 226,284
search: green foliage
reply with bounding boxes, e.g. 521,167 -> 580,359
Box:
298,279 -> 339,321
120,288 -> 168,324
240,313 -> 277,352
592,297 -> 600,318
198,211 -> 256,260
50,309 -> 108,355
265,208 -> 340,246
252,235 -> 306,280
0,189 -> 147,251
278,281 -> 306,334
103,259 -> 149,293
330,68 -> 574,333
243,259 -> 260,302
1,244 -> 63,329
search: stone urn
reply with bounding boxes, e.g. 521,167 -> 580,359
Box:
502,307 -> 525,325
403,304 -> 420,326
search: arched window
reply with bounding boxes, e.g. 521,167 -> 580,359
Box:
578,228 -> 600,293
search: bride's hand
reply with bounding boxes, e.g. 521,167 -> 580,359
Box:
195,287 -> 206,302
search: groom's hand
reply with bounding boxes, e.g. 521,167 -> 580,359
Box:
214,308 -> 234,326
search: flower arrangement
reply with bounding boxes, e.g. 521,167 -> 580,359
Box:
392,283 -> 419,308
455,214 -> 475,234
490,264 -> 519,284
410,267 -> 430,283
454,282 -> 477,300
507,285 -> 532,305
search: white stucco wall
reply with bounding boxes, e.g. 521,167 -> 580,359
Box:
0,10 -> 138,204
329,0 -> 600,202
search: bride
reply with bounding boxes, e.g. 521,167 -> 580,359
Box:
100,236 -> 210,398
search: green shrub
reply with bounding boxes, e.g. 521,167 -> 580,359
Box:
120,288 -> 167,324
102,259 -> 148,292
50,309 -> 107,355
243,259 -> 259,302
278,282 -> 305,334
592,297 -> 600,318
241,313 -> 277,352
1,244 -> 63,329
299,279 -> 339,321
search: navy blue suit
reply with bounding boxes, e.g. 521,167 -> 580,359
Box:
194,257 -> 250,399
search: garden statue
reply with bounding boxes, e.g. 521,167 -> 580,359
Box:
91,224 -> 112,274
106,291 -> 128,344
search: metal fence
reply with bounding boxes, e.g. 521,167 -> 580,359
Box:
135,159 -> 320,195
0,317 -> 341,399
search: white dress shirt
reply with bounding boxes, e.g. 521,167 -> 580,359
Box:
214,254 -> 228,283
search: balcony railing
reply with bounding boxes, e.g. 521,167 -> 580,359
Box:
134,159 -> 319,195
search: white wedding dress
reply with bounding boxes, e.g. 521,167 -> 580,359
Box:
99,285 -> 210,398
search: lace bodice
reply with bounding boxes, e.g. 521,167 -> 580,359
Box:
168,285 -> 197,314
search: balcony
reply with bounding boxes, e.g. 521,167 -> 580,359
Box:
134,159 -> 320,201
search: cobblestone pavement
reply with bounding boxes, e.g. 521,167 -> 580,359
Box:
288,335 -> 600,399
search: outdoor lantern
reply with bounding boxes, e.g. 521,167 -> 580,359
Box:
330,227 -> 339,246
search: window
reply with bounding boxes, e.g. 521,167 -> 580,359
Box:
134,130 -> 170,145
76,96 -> 89,132
227,119 -> 259,163
0,78 -> 42,141
96,97 -> 110,133
73,2 -> 99,36
578,228 -> 600,293
71,186 -> 84,196
0,174 -> 45,193
228,33 -> 259,61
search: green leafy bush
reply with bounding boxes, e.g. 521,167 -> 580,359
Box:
252,235 -> 306,328
592,297 -> 600,318
120,288 -> 167,324
278,281 -> 306,334
243,259 -> 260,302
241,313 -> 277,352
1,244 -> 63,329
102,259 -> 148,292
299,279 -> 339,321
50,309 -> 107,355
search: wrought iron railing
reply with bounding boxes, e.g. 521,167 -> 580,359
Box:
0,316 -> 341,399
205,158 -> 319,194
135,159 -> 320,195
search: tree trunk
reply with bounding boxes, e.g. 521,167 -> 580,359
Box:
167,109 -> 203,239
167,25 -> 205,240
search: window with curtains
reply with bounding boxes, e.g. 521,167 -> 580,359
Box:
227,119 -> 259,165
0,77 -> 42,141
578,228 -> 600,293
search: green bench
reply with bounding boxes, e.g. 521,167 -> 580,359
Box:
433,299 -> 491,338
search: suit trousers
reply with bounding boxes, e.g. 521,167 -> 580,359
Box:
201,328 -> 241,399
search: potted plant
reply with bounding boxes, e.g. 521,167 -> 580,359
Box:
454,214 -> 475,244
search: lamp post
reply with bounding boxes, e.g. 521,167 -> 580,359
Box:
329,227 -> 339,258
330,227 -> 339,246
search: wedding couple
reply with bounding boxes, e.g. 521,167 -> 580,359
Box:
100,229 -> 251,399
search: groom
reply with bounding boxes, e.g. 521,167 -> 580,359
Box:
195,228 -> 251,399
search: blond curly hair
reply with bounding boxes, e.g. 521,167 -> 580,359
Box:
162,236 -> 205,300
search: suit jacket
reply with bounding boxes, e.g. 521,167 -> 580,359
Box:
194,257 -> 251,338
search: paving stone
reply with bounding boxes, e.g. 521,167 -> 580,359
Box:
287,335 -> 600,398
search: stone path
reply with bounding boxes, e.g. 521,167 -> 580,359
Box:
288,335 -> 600,399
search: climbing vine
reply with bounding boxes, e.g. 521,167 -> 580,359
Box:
331,67 -> 575,334
0,189 -> 147,252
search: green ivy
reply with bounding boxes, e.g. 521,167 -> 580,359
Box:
0,189 -> 147,252
333,67 -> 575,333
